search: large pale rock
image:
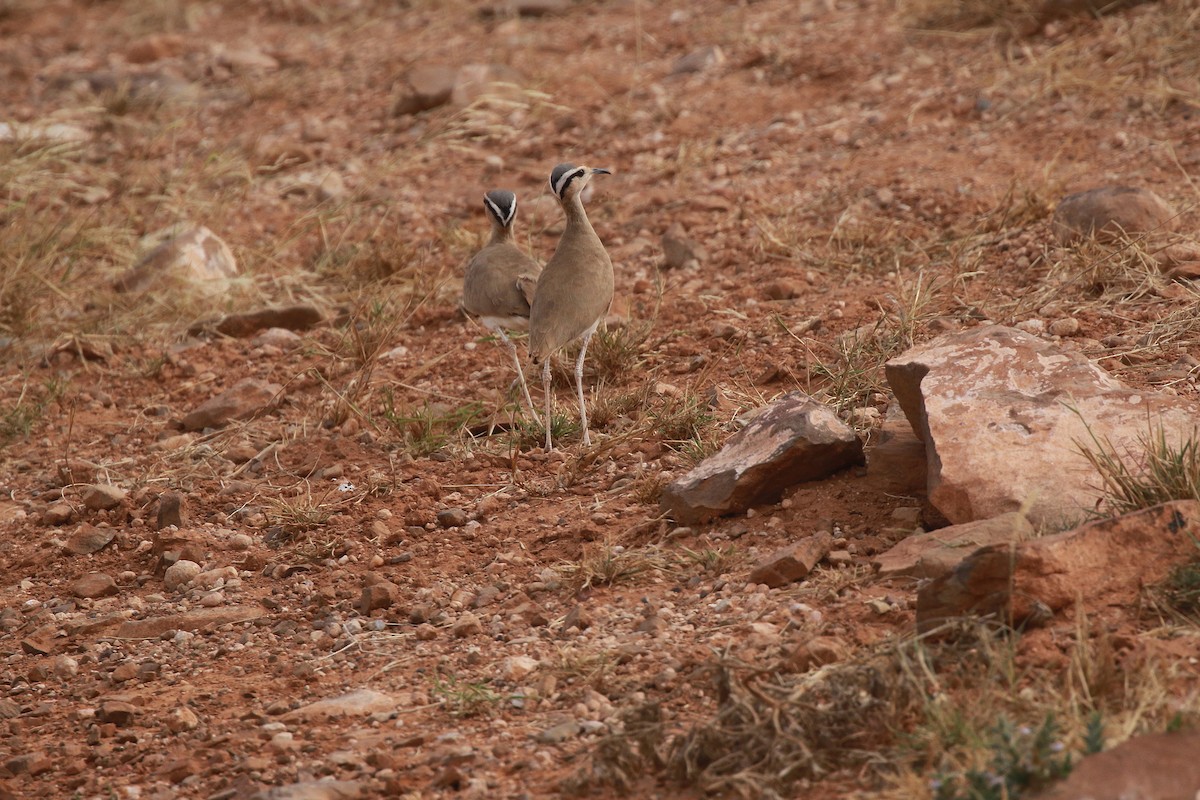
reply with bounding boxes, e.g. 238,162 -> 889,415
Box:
181,378 -> 282,431
873,512 -> 1033,581
886,325 -> 1200,527
660,393 -> 864,524
115,223 -> 238,294
1031,731 -> 1200,800
917,500 -> 1200,633
1052,185 -> 1177,245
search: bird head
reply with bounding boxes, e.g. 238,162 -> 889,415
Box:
483,189 -> 518,229
549,163 -> 611,203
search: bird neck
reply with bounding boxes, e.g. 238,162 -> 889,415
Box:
561,194 -> 596,235
489,224 -> 514,245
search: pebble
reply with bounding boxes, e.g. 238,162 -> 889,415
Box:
164,560 -> 201,592
1048,317 -> 1081,337
437,507 -> 469,528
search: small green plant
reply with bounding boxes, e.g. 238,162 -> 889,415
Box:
0,378 -> 65,450
650,392 -> 721,464
432,672 -> 504,718
381,394 -> 486,457
930,714 -> 1093,800
514,409 -> 581,450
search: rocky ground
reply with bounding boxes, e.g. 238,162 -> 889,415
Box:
2,0 -> 1200,798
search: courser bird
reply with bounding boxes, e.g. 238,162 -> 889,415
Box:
528,163 -> 614,450
461,189 -> 541,420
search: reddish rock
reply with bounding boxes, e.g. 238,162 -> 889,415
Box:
114,605 -> 266,639
873,512 -> 1033,581
748,531 -> 834,588
1031,731 -> 1200,800
72,572 -> 119,599
358,581 -> 398,613
1051,185 -> 1178,245
181,378 -> 283,431
917,500 -> 1200,633
64,523 -> 115,555
864,402 -> 927,496
199,304 -> 323,338
661,393 -> 864,525
81,484 -> 125,511
886,325 -> 1200,527
392,65 -> 457,116
97,700 -> 137,726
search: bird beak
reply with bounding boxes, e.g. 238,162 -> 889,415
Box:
590,168 -> 612,175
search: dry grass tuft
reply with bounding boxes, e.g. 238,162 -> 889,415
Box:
666,651 -> 924,798
1076,421 -> 1200,517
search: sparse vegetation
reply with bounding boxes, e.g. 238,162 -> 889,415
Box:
1077,423 -> 1200,517
431,672 -> 506,718
380,394 -> 487,457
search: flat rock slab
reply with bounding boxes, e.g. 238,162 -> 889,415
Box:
873,512 -> 1033,581
114,605 -> 266,639
181,378 -> 283,431
1051,185 -> 1178,245
661,393 -> 863,524
283,689 -> 398,721
886,325 -> 1200,527
1031,731 -> 1200,800
917,500 -> 1200,633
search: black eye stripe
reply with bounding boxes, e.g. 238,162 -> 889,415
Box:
553,168 -> 586,198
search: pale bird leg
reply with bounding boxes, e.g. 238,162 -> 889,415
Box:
493,327 -> 540,426
542,358 -> 554,451
574,328 -> 595,447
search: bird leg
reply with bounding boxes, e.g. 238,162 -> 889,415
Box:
574,328 -> 595,447
542,358 -> 553,451
494,328 -> 540,426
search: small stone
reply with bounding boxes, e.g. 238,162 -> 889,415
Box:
763,279 -> 802,300
97,700 -> 137,726
72,572 -> 118,599
1048,317 -> 1081,337
748,531 -> 834,588
661,222 -> 706,269
111,662 -> 139,683
826,549 -> 853,566
451,612 -> 483,637
181,378 -> 282,431
786,636 -> 849,672
157,492 -> 184,529
43,502 -> 74,525
53,656 -> 79,678
64,524 -> 115,555
437,507 -> 469,528
199,591 -> 225,607
164,560 -> 201,592
502,655 -> 539,682
167,706 -> 200,732
866,598 -> 892,614
82,484 -> 126,511
358,581 -> 398,613
534,719 -> 581,744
